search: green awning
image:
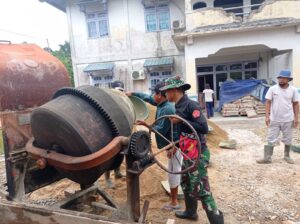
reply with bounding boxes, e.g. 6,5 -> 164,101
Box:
83,62 -> 114,72
144,57 -> 174,68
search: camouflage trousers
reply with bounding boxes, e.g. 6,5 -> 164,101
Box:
202,148 -> 210,167
181,156 -> 217,212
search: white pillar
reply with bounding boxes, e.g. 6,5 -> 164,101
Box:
185,57 -> 197,95
185,0 -> 192,12
206,0 -> 214,8
292,49 -> 300,88
243,0 -> 251,16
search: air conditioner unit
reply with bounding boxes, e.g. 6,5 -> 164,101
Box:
132,70 -> 146,81
172,20 -> 185,30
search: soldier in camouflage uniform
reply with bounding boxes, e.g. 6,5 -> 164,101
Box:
160,76 -> 224,224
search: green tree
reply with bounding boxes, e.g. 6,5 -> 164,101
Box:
47,41 -> 74,86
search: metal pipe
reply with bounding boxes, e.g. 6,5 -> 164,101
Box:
26,136 -> 129,171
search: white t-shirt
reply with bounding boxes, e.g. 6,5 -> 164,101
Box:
265,85 -> 299,122
203,89 -> 214,102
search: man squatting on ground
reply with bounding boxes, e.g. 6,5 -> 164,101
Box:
257,70 -> 299,164
160,76 -> 224,223
126,82 -> 183,210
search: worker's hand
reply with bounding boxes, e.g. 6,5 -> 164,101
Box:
293,118 -> 299,128
170,117 -> 181,124
126,92 -> 132,96
265,116 -> 270,127
135,120 -> 147,126
167,147 -> 177,159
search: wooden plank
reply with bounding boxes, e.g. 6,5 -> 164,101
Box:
0,199 -> 132,224
246,109 -> 257,118
138,200 -> 150,224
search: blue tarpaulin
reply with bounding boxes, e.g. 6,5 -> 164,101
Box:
218,79 -> 269,111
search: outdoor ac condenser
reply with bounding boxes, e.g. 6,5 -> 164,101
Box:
132,70 -> 146,81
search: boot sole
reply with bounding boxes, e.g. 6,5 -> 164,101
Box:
175,214 -> 198,221
284,158 -> 294,164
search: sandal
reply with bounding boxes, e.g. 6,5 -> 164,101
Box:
162,204 -> 182,211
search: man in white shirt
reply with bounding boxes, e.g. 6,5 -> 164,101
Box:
202,84 -> 215,119
257,70 -> 299,164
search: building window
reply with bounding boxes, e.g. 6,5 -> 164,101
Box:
86,12 -> 109,38
91,75 -> 113,88
149,70 -> 172,89
150,72 -> 160,77
145,6 -> 170,32
193,2 -> 207,10
93,76 -> 102,81
244,62 -> 258,79
197,66 -> 213,73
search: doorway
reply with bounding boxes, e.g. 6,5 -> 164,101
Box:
198,74 -> 213,93
196,61 -> 258,100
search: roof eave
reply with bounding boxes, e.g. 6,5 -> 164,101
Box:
173,20 -> 300,40
39,0 -> 66,12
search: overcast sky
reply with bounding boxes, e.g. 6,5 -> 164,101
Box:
0,0 -> 69,50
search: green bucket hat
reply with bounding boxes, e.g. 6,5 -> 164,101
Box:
160,76 -> 191,91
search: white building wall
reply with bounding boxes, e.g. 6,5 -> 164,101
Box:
65,0 -> 185,91
269,52 -> 292,81
185,26 -> 300,94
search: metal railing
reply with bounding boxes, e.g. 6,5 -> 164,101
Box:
222,3 -> 263,17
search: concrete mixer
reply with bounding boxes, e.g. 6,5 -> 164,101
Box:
23,85 -> 201,222
0,43 -> 201,224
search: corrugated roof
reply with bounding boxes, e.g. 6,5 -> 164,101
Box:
83,62 -> 114,72
144,57 -> 174,67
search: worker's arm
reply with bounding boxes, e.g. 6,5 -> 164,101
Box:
264,87 -> 273,127
292,88 -> 299,128
293,101 -> 299,128
265,99 -> 271,126
131,92 -> 157,106
153,106 -> 174,137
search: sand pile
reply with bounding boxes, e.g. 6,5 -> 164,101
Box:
207,120 -> 228,149
144,103 -> 156,124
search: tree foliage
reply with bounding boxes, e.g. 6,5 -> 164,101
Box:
46,41 -> 74,86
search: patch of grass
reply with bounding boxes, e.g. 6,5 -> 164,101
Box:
0,129 -> 3,155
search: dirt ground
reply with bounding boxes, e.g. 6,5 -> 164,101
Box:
1,112 -> 300,224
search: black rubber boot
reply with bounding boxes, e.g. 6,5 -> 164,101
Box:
175,193 -> 198,220
206,210 -> 224,224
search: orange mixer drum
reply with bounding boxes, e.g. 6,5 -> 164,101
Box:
0,43 -> 71,111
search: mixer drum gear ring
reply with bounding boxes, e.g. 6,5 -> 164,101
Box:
129,131 -> 151,160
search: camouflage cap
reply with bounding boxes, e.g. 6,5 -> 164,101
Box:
159,76 -> 191,91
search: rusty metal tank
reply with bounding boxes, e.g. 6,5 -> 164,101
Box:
31,86 -> 136,186
0,43 -> 71,111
